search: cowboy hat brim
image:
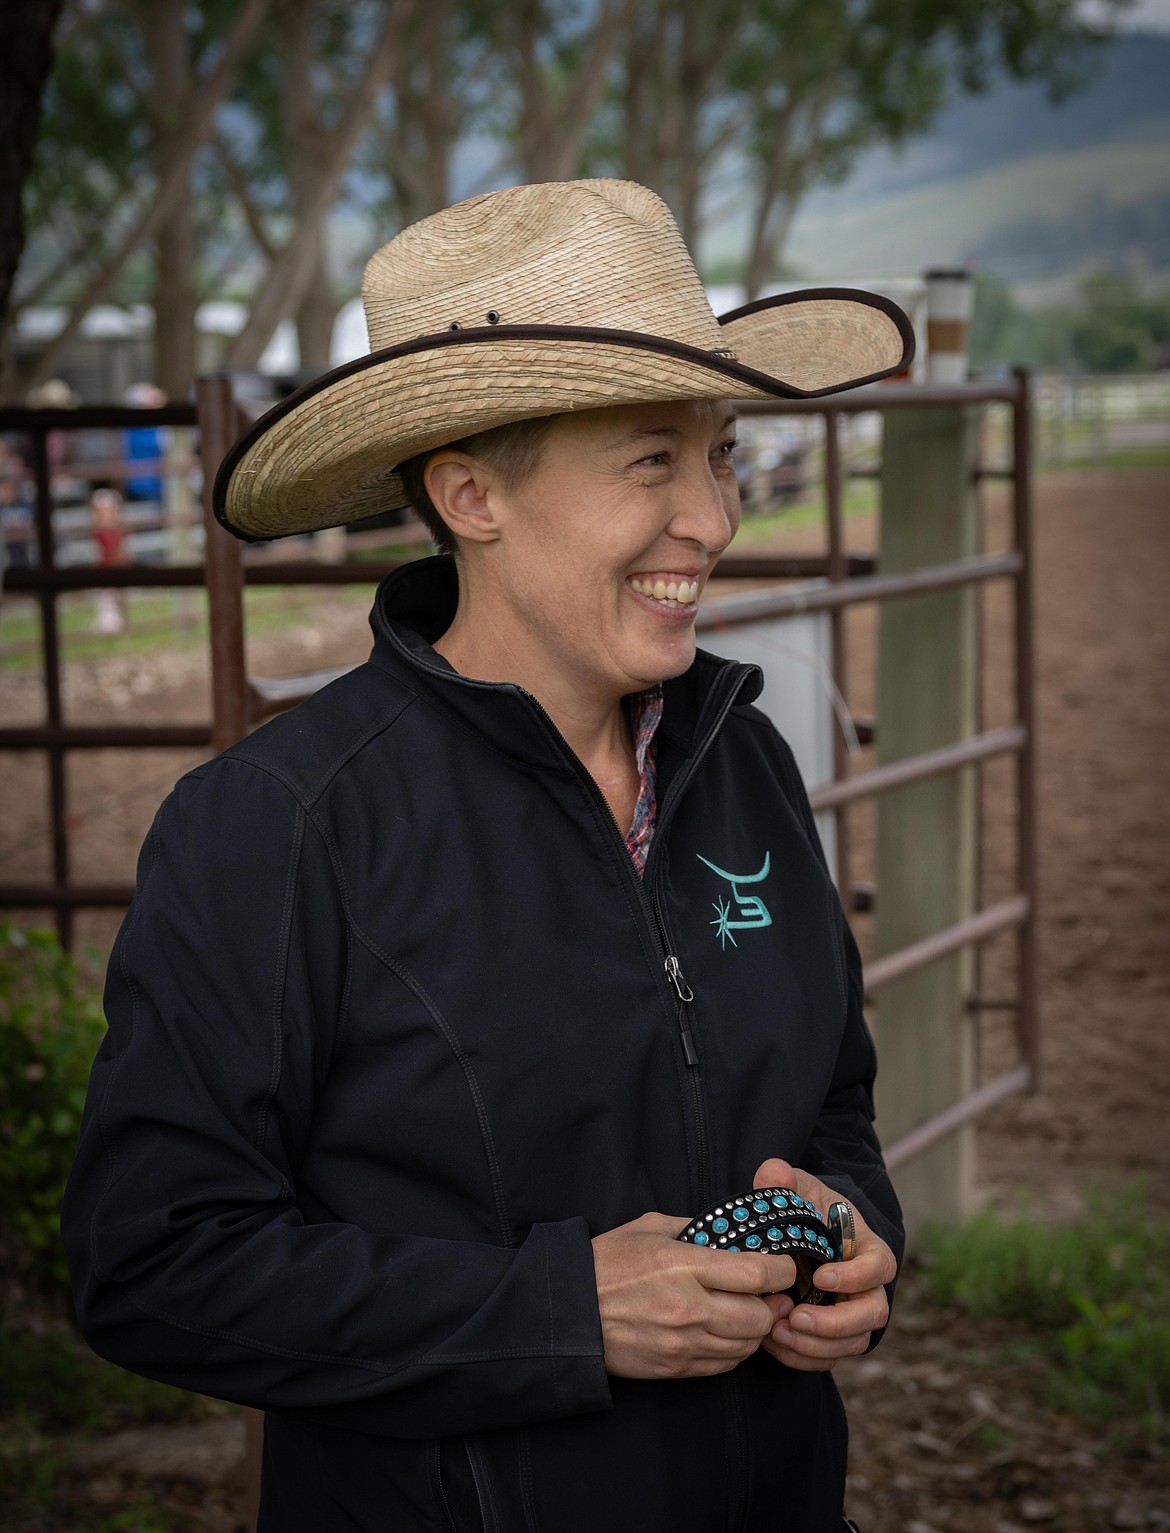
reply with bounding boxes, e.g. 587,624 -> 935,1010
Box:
214,289 -> 914,542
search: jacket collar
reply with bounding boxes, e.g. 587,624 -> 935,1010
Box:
367,555 -> 762,772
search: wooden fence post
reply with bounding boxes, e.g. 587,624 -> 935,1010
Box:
875,406 -> 980,1239
197,376 -> 250,756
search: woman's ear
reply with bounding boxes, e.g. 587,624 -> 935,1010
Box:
424,452 -> 501,547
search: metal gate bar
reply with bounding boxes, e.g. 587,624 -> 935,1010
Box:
0,375 -> 1038,1176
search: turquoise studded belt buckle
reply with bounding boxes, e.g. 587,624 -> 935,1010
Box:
676,1186 -> 849,1306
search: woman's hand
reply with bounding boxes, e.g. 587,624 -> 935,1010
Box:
753,1157 -> 897,1373
591,1213 -> 798,1379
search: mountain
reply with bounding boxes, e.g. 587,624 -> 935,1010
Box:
706,32 -> 1170,301
821,32 -> 1170,194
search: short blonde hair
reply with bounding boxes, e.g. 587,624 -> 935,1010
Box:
396,416 -> 551,555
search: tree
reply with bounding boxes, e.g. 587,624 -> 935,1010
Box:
0,0 -> 66,390
8,0 -> 1137,399
728,0 -> 1135,298
1071,270 -> 1170,372
141,1 -> 200,399
224,0 -> 405,371
20,0 -> 273,396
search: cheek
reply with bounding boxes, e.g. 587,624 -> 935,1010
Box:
723,479 -> 742,540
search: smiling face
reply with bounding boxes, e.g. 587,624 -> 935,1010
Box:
429,398 -> 740,711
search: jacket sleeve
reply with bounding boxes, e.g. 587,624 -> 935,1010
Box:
61,756 -> 610,1439
772,737 -> 906,1336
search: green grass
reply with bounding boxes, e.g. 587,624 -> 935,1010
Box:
0,581 -> 374,671
1040,442 -> 1170,471
732,478 -> 879,542
921,1187 -> 1170,1439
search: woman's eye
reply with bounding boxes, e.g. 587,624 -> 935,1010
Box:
717,439 -> 738,457
638,452 -> 670,467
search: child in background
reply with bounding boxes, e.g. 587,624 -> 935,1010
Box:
91,487 -> 128,635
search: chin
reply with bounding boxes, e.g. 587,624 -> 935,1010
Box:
633,637 -> 696,688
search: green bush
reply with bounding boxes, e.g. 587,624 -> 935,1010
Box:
0,924 -> 107,1291
922,1190 -> 1170,1436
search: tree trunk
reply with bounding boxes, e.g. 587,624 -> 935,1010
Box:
419,0 -> 455,213
284,0 -> 335,373
25,0 -> 272,392
228,1 -> 403,370
744,191 -> 798,301
295,237 -> 336,373
514,0 -> 547,181
0,0 -> 65,395
143,0 -> 198,400
540,0 -> 631,182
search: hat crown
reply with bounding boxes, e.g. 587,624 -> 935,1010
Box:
361,180 -> 724,354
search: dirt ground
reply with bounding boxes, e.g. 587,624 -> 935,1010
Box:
1,465 -> 1167,1530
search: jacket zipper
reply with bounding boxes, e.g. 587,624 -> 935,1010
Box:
656,900 -> 710,1208
519,666 -> 750,1215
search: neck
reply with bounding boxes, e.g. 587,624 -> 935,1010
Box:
433,579 -> 641,826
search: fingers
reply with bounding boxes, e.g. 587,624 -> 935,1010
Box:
592,1214 -> 791,1379
811,1237 -> 897,1298
753,1157 -> 837,1216
703,1290 -> 782,1342
753,1157 -> 796,1192
634,1212 -> 695,1239
752,1158 -> 899,1295
690,1248 -> 797,1296
761,1335 -> 842,1372
765,1285 -> 890,1371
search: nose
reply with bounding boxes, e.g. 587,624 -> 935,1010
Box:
668,456 -> 739,555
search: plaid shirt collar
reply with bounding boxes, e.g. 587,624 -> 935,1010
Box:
623,685 -> 665,877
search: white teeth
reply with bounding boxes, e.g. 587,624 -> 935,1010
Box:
629,577 -> 699,605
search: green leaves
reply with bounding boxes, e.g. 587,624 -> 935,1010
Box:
0,924 -> 107,1293
922,1188 -> 1170,1437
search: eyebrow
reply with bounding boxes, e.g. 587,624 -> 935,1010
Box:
610,412 -> 739,448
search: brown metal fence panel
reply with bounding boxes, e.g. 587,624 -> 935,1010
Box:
0,374 -> 1038,1170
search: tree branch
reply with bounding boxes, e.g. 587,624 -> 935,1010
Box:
227,0 -> 407,369
214,132 -> 278,262
25,0 -> 273,391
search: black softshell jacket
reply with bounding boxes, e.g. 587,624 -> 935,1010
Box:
63,556 -> 903,1533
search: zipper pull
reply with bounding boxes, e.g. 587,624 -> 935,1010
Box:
664,957 -> 699,1067
664,955 -> 694,1003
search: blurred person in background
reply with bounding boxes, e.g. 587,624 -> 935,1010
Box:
64,180 -> 914,1533
90,486 -> 128,635
123,381 -> 167,504
0,449 -> 35,568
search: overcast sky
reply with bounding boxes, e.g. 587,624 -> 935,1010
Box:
1087,0 -> 1170,26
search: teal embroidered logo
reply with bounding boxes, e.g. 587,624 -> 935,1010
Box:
696,852 -> 773,949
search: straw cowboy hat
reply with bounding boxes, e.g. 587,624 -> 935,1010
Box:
215,179 -> 914,541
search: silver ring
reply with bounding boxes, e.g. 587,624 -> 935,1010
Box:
828,1201 -> 856,1262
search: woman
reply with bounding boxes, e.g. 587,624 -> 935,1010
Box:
64,180 -> 912,1532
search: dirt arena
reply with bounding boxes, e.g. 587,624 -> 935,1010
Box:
1,464 -> 1167,1529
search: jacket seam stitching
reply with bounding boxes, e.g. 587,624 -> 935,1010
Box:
229,692 -> 414,808
257,807 -> 304,1152
117,1285 -> 588,1373
397,679 -> 577,777
90,813 -> 163,1286
343,917 -> 515,1251
543,1228 -> 557,1399
229,750 -> 514,1248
